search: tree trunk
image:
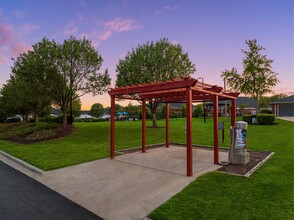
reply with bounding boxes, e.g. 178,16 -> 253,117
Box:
152,112 -> 157,127
35,114 -> 39,123
256,95 -> 259,115
23,114 -> 28,122
61,106 -> 68,126
147,101 -> 159,128
63,113 -> 67,125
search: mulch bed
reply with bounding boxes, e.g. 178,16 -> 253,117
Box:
218,150 -> 273,176
6,125 -> 75,144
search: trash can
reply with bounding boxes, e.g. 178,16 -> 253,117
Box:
230,121 -> 250,165
234,121 -> 248,154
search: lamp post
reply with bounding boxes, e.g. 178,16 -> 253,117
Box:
224,78 -> 227,119
197,77 -> 206,123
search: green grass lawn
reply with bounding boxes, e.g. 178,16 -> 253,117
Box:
149,118 -> 294,220
0,117 -> 232,170
0,118 -> 293,219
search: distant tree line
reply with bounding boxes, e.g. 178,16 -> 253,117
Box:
0,37 -> 111,124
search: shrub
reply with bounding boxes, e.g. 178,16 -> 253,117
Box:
257,114 -> 275,125
261,109 -> 272,114
170,112 -> 182,118
242,114 -> 257,124
42,115 -> 74,124
7,117 -> 21,122
242,114 -> 252,124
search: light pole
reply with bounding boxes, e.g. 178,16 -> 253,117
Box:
224,77 -> 227,119
197,77 -> 206,123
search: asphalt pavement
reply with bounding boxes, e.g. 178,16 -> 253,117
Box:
0,161 -> 103,220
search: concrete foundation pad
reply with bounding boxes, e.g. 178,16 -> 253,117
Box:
232,152 -> 250,165
2,146 -> 227,220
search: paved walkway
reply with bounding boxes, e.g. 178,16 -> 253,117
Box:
0,161 -> 101,220
38,146 -> 227,220
277,117 -> 294,122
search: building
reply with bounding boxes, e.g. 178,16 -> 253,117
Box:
205,97 -> 257,116
270,95 -> 294,117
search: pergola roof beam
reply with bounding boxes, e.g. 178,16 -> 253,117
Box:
108,78 -> 197,96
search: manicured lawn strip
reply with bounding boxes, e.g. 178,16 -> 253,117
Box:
0,118 -> 232,170
149,119 -> 294,219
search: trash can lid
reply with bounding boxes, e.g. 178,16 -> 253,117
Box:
235,121 -> 248,129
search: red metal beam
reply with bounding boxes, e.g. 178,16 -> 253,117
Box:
231,99 -> 236,127
191,87 -> 237,100
140,89 -> 186,99
142,99 -> 146,153
166,103 -> 169,148
108,78 -> 197,96
213,95 -> 219,164
186,88 -> 193,177
110,95 -> 115,159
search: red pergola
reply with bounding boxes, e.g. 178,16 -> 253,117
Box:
108,77 -> 239,176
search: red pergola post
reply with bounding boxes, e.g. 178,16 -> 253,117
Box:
213,95 -> 219,164
142,99 -> 146,153
186,88 -> 193,176
110,95 -> 115,159
231,99 -> 236,127
165,103 -> 169,148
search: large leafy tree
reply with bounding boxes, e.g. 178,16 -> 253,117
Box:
11,37 -> 111,125
222,39 -> 279,113
11,40 -> 55,122
0,77 -> 34,122
116,38 -> 196,127
58,36 -> 111,124
89,103 -> 104,117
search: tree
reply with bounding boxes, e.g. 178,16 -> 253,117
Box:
56,36 -> 111,124
67,98 -> 81,117
124,102 -> 140,117
11,41 -> 55,122
193,104 -> 203,117
181,104 -> 186,118
259,93 -> 287,109
222,39 -> 279,113
239,103 -> 249,115
0,76 -> 41,122
11,37 -> 111,125
89,103 -> 104,118
116,38 -> 196,127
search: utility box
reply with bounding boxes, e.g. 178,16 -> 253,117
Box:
230,121 -> 250,165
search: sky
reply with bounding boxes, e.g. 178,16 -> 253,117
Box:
0,0 -> 293,110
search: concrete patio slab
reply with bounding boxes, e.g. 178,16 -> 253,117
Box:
37,146 -> 227,220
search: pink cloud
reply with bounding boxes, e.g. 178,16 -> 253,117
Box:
64,17 -> 141,49
99,30 -> 112,41
0,13 -> 30,64
63,20 -> 78,36
79,0 -> 86,6
21,23 -> 39,34
63,15 -> 86,36
164,5 -> 178,11
14,11 -> 24,19
104,17 -> 141,33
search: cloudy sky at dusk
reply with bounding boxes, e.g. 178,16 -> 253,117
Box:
0,0 -> 293,109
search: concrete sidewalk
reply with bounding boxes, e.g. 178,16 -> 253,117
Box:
277,117 -> 294,122
36,146 -> 227,220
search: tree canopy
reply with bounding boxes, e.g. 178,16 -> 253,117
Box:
6,37 -> 111,124
89,103 -> 104,118
222,39 -> 279,113
115,38 -> 196,126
